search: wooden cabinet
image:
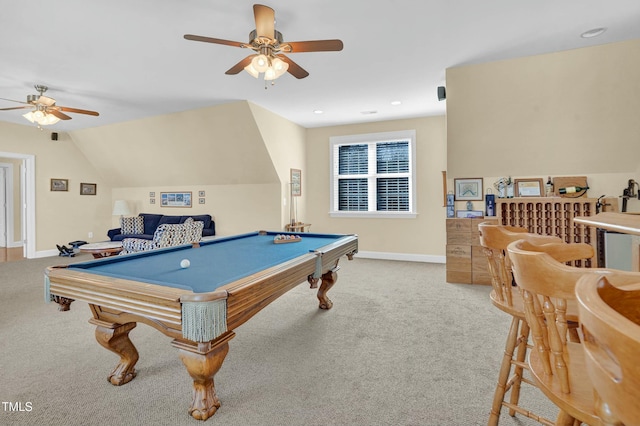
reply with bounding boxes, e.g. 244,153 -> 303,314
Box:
446,217 -> 498,284
497,197 -> 597,267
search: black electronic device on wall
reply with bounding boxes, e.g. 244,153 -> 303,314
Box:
437,86 -> 446,101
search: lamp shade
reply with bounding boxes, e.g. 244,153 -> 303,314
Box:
23,111 -> 61,125
251,54 -> 269,73
112,200 -> 132,216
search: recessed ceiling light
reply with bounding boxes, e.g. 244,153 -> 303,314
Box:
360,110 -> 377,115
313,110 -> 323,114
390,101 -> 402,106
581,27 -> 607,38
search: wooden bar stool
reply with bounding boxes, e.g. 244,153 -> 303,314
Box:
576,274 -> 640,426
507,239 -> 640,426
479,224 -> 589,426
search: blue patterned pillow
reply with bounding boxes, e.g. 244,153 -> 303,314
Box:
120,216 -> 144,235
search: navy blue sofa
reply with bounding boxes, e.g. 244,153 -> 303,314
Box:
107,213 -> 215,241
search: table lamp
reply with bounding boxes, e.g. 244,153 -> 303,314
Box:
112,200 -> 132,218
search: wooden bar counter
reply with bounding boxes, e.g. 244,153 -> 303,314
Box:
573,212 -> 640,271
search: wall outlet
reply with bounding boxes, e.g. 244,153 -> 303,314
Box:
88,232 -> 93,239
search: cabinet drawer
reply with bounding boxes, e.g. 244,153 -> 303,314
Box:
447,232 -> 472,245
446,245 -> 471,271
447,244 -> 471,259
447,270 -> 472,284
447,219 -> 471,233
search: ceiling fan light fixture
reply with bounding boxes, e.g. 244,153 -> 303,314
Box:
271,57 -> 289,78
264,67 -> 277,81
244,63 -> 260,78
40,113 -> 61,125
22,111 -> 36,123
22,110 -> 60,125
251,54 -> 270,73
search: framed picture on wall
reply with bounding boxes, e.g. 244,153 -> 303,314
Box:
456,210 -> 484,218
515,178 -> 543,197
290,169 -> 301,197
80,183 -> 97,195
50,179 -> 68,192
454,178 -> 483,201
160,192 -> 192,207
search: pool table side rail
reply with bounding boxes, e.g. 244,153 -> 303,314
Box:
45,266 -> 199,327
225,235 -> 358,331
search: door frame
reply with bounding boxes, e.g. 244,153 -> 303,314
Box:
0,162 -> 13,247
0,152 -> 35,258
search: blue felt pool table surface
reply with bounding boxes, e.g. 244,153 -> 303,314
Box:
68,231 -> 346,293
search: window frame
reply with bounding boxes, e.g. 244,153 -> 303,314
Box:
329,130 -> 417,218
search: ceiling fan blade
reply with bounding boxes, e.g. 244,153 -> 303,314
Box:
36,95 -> 56,107
48,109 -> 72,120
57,106 -> 100,116
277,55 -> 309,79
283,39 -> 344,53
0,97 -> 30,105
184,34 -> 244,48
0,106 -> 31,111
254,4 -> 275,38
226,55 -> 255,75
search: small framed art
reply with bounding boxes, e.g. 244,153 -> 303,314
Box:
454,178 -> 483,201
456,210 -> 484,218
290,169 -> 301,197
80,183 -> 97,195
160,192 -> 192,207
50,179 -> 68,192
515,178 -> 543,197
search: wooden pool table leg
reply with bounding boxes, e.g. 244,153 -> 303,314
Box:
172,331 -> 236,421
317,266 -> 340,310
89,319 -> 139,386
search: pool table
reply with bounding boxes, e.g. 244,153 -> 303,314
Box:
45,230 -> 358,421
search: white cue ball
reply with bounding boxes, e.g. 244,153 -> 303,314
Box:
180,259 -> 190,269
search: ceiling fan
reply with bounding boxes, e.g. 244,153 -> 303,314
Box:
0,84 -> 99,126
184,4 -> 343,81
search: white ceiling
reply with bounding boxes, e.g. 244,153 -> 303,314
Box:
1,1 -> 640,132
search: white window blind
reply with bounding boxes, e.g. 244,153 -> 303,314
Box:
330,130 -> 416,218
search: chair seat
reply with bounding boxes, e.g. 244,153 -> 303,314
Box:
528,341 -> 602,426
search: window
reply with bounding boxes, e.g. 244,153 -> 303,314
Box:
330,130 -> 416,217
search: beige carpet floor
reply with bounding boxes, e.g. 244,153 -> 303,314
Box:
0,254 -> 557,425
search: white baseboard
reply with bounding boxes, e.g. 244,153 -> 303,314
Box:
355,251 -> 445,264
35,249 -> 61,259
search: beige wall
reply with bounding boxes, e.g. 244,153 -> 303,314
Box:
446,39 -> 640,179
306,116 -> 448,260
248,103 -> 307,226
73,101 -> 304,239
111,184 -> 281,236
0,122 -> 112,252
70,101 -> 280,188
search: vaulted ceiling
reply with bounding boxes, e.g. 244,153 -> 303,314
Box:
1,1 -> 640,132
